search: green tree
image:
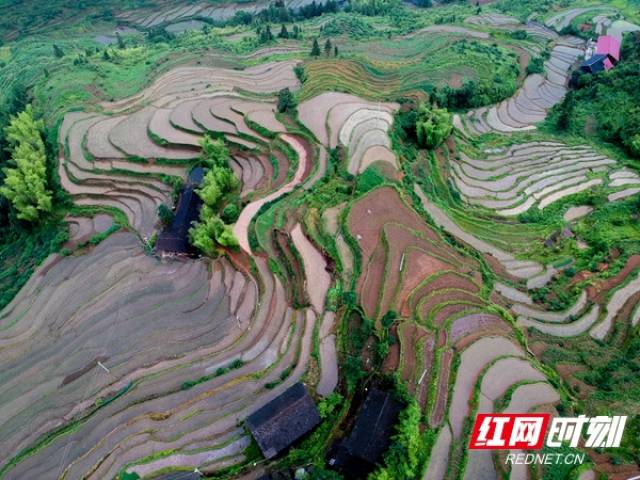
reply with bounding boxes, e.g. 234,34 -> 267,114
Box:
259,24 -> 274,43
198,166 -> 239,209
310,38 -> 321,56
53,44 -> 64,58
189,136 -> 240,256
415,104 -> 453,149
278,24 -> 289,38
116,32 -> 125,49
189,211 -> 239,256
157,203 -> 174,226
294,64 -> 307,83
199,135 -> 230,168
334,45 -> 339,56
324,38 -> 332,56
277,87 -> 297,113
0,106 -> 52,222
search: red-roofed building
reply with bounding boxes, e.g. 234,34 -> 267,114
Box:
596,35 -> 621,67
581,35 -> 622,73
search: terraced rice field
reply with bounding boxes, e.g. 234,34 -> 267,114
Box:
460,37 -> 584,135
299,92 -> 399,174
117,0 -> 324,29
299,27 -> 522,102
3,7 -> 640,479
447,141 -> 619,216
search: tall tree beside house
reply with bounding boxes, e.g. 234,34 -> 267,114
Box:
311,38 -> 321,56
0,105 -> 53,222
189,135 -> 240,256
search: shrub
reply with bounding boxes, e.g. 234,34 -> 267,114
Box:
157,203 -> 174,226
277,87 -> 297,113
294,64 -> 307,83
526,56 -> 544,75
221,202 -> 240,223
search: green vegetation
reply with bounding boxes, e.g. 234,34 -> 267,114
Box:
1,0 -> 640,478
526,56 -> 545,75
320,14 -> 372,39
0,106 -> 52,222
181,359 -> 245,390
311,37 -> 321,56
415,104 -> 453,149
0,222 -> 68,311
157,203 -> 174,226
189,136 -> 240,256
299,35 -> 520,104
277,87 -> 297,113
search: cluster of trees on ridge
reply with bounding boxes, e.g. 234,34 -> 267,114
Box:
189,136 -> 241,256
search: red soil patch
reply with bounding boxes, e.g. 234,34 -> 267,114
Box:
271,149 -> 290,188
396,250 -> 452,318
529,340 -> 548,357
448,73 -> 464,89
349,187 -> 478,318
359,241 -> 388,317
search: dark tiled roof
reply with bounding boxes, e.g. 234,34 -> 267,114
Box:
156,186 -> 202,255
581,53 -> 608,67
341,388 -> 402,465
246,383 -> 320,459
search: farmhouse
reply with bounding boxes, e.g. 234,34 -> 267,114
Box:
580,35 -> 621,73
155,168 -> 204,256
246,383 -> 320,459
328,388 -> 402,477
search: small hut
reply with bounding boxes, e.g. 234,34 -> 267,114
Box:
155,168 -> 205,256
328,388 -> 402,477
246,383 -> 320,459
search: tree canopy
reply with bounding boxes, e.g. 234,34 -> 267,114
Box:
0,105 -> 52,222
189,135 -> 240,256
277,87 -> 297,113
415,104 -> 453,149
